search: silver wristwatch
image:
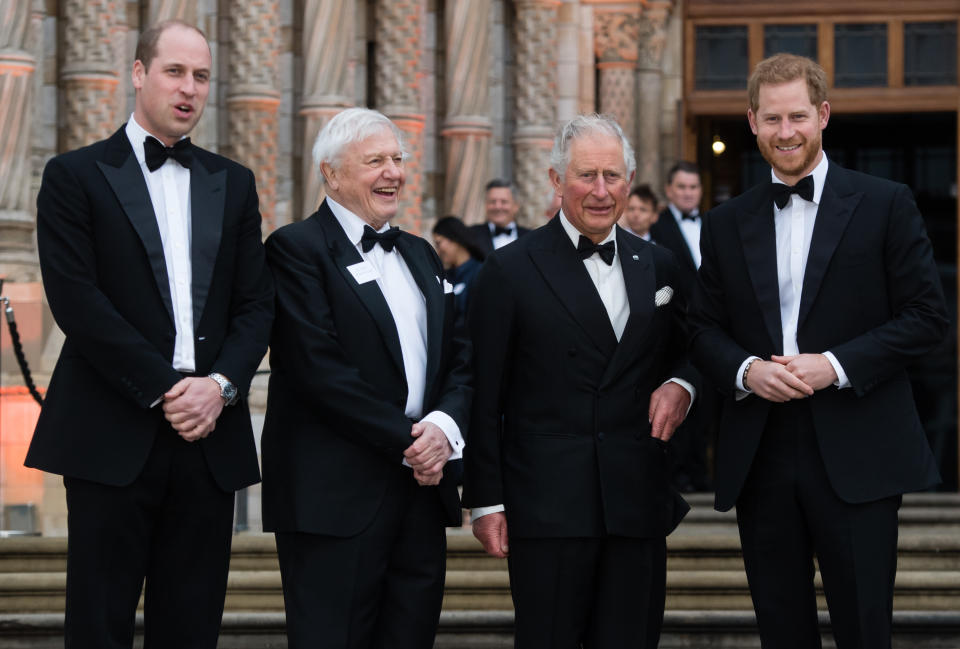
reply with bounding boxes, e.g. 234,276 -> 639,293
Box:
208,372 -> 238,406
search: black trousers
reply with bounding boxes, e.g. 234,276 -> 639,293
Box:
275,466 -> 448,649
64,421 -> 235,649
508,535 -> 667,649
736,400 -> 901,649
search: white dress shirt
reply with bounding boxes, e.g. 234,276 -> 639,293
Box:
125,115 -> 195,373
735,155 -> 850,394
327,197 -> 464,460
490,222 -> 520,250
669,204 -> 702,268
472,213 -> 694,519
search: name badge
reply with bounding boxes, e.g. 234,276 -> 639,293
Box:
347,261 -> 380,284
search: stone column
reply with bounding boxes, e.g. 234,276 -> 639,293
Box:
636,0 -> 672,188
0,0 -> 39,281
226,0 -> 281,233
594,8 -> 640,158
146,0 -> 198,25
512,0 -> 559,228
441,0 -> 492,225
60,0 -> 121,151
375,0 -> 425,233
300,0 -> 355,218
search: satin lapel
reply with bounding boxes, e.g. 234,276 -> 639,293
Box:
188,154 -> 226,328
659,212 -> 696,271
396,235 -> 443,400
318,209 -> 405,375
528,218 -> 618,358
736,193 -> 783,354
602,230 -> 655,387
797,168 -> 861,330
97,134 -> 174,325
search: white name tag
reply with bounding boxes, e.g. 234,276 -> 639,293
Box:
347,261 -> 380,284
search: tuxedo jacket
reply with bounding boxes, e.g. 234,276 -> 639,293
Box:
470,222 -> 531,256
26,126 -> 274,492
649,208 -> 698,296
463,217 -> 694,539
691,162 -> 947,511
260,201 -> 472,536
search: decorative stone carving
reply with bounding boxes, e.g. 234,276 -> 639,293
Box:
0,0 -> 39,280
146,0 -> 198,25
512,0 -> 559,227
300,0 -> 355,218
375,0 -> 425,232
442,0 -> 492,225
226,0 -> 282,233
594,9 -> 641,173
637,1 -> 671,70
61,0 -> 121,150
593,10 -> 640,64
636,0 -> 674,188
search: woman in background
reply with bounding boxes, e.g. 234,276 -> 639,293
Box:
432,215 -> 486,334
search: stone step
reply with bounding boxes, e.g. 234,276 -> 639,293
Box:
3,568 -> 959,614
4,524 -> 960,575
3,610 -> 960,649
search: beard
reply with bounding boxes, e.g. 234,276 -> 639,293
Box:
757,131 -> 822,181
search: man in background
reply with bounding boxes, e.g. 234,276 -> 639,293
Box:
471,178 -> 531,254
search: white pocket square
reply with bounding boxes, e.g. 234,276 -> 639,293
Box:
443,279 -> 455,294
655,286 -> 674,307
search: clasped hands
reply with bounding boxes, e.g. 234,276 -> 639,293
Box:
745,354 -> 838,402
162,377 -> 224,442
404,421 -> 452,486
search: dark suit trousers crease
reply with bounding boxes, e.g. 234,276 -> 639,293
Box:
275,465 -> 447,649
508,536 -> 667,649
64,419 -> 235,649
735,400 -> 900,649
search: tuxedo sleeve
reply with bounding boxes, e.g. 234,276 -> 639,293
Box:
689,210 -> 756,396
36,156 -> 182,408
208,168 -> 274,397
265,229 -> 414,461
828,184 -> 948,395
462,254 -> 515,509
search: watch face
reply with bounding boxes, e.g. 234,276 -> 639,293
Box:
223,384 -> 237,400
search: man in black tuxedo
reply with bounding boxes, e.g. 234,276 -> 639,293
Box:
464,114 -> 695,649
25,20 -> 274,648
649,161 -> 712,493
691,54 -> 947,648
649,161 -> 703,293
261,108 -> 471,649
470,178 -> 531,254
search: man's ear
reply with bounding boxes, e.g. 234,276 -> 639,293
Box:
132,60 -> 145,90
747,108 -> 759,136
320,162 -> 337,191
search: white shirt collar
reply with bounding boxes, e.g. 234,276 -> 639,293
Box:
557,209 -> 616,252
770,152 -> 829,205
669,203 -> 700,221
326,196 -> 393,247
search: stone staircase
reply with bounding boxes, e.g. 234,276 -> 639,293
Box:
2,493 -> 959,648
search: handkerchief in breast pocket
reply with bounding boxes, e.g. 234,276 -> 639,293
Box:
654,285 -> 674,307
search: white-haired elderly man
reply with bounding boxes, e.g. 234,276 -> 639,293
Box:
464,114 -> 697,648
261,107 -> 471,649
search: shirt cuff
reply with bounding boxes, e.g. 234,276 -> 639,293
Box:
664,378 -> 696,416
420,410 -> 464,459
471,504 -> 505,520
823,351 -> 851,389
735,355 -> 761,400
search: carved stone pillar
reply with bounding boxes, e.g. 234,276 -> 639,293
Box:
300,0 -> 355,218
594,8 -> 640,159
636,0 -> 673,189
0,0 -> 39,280
512,0 -> 559,228
375,0 -> 425,233
146,0 -> 198,25
226,0 -> 281,233
441,0 -> 492,225
61,0 -> 121,151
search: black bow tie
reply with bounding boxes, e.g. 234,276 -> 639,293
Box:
772,176 -> 814,209
144,136 -> 193,172
492,225 -> 514,237
361,225 -> 401,253
577,235 -> 616,266
680,212 -> 698,222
